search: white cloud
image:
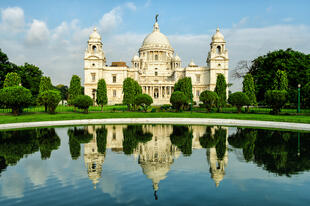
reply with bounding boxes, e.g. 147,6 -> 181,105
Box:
0,7 -> 25,32
283,17 -> 294,23
99,7 -> 122,33
126,2 -> 137,11
26,19 -> 49,45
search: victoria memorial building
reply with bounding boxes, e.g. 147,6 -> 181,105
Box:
84,17 -> 229,105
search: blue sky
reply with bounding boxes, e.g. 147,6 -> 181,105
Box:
0,0 -> 309,90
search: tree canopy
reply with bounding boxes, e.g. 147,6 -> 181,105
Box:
96,79 -> 108,110
174,77 -> 193,102
68,75 -> 82,104
199,90 -> 218,112
248,49 -> 310,104
3,72 -> 21,87
122,77 -> 141,110
242,73 -> 256,106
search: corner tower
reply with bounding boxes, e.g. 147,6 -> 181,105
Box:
207,28 -> 229,91
84,28 -> 106,101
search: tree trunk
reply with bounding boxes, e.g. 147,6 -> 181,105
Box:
12,107 -> 19,116
101,105 -> 103,111
44,104 -> 47,112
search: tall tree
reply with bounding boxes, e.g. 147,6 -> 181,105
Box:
3,72 -> 21,87
39,76 -> 53,93
273,70 -> 288,91
68,75 -> 82,104
96,79 -> 108,111
249,49 -> 310,103
242,73 -> 257,108
0,49 -> 18,89
122,77 -> 141,110
38,76 -> 53,112
174,77 -> 193,102
214,74 -> 227,111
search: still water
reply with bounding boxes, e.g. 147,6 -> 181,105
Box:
0,125 -> 310,205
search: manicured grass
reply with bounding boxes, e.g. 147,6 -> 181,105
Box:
1,111 -> 310,124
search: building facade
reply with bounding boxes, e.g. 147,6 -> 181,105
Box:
84,17 -> 229,105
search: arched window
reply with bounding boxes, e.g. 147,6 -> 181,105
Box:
92,45 -> 97,52
155,54 -> 158,60
216,46 -> 221,54
155,71 -> 158,76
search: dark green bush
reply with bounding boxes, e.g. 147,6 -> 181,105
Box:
134,94 -> 153,112
170,91 -> 187,112
37,90 -> 61,114
0,86 -> 32,115
265,90 -> 287,114
72,95 -> 93,113
228,92 -> 250,113
199,90 -> 218,112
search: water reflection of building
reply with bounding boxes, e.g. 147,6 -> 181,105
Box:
84,125 -> 229,189
133,125 -> 180,199
84,126 -> 105,189
207,127 -> 228,187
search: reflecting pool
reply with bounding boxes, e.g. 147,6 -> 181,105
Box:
0,125 -> 310,205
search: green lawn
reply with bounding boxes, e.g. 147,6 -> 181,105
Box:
1,111 -> 310,125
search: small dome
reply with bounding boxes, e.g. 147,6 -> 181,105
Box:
188,59 -> 196,67
132,54 -> 139,61
174,54 -> 181,61
89,27 -> 101,41
212,28 -> 225,42
141,22 -> 173,51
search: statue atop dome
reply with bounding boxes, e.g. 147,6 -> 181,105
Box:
155,14 -> 159,23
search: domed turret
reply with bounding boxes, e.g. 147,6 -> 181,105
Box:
212,28 -> 225,43
89,27 -> 101,43
188,59 -> 197,67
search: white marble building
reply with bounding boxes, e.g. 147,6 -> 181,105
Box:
84,17 -> 229,105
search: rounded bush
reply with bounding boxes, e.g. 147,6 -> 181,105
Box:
265,90 -> 287,114
72,95 -> 93,113
199,90 -> 218,112
170,91 -> 187,112
37,90 -> 61,114
228,92 -> 250,113
0,86 -> 32,115
134,94 -> 153,112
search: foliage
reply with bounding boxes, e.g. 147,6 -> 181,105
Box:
72,95 -> 93,113
134,94 -> 153,112
3,72 -> 21,87
170,126 -> 193,156
0,128 -> 60,165
199,126 -> 227,160
174,77 -> 193,102
170,91 -> 187,112
0,86 -> 32,115
39,76 -> 53,93
273,70 -> 288,91
265,90 -> 287,114
18,63 -> 43,97
67,127 -> 93,159
228,92 -> 250,113
37,90 -> 61,114
249,49 -> 310,104
214,74 -> 227,111
96,127 -> 107,154
242,73 -> 256,106
122,125 -> 152,155
303,82 -> 310,107
56,84 -> 68,104
96,79 -> 108,110
122,78 -> 141,110
199,90 -> 218,112
68,75 -> 82,104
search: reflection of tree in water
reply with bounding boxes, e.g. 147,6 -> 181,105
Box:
0,156 -> 7,176
68,127 -> 93,159
0,128 -> 60,167
122,125 -> 153,155
170,125 -> 193,156
37,128 -> 61,159
229,128 -> 310,176
199,126 -> 228,187
96,127 -> 107,155
199,126 -> 227,159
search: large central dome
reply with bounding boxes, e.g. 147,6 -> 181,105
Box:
140,22 -> 173,52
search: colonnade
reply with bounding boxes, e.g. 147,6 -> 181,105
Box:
142,85 -> 174,99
